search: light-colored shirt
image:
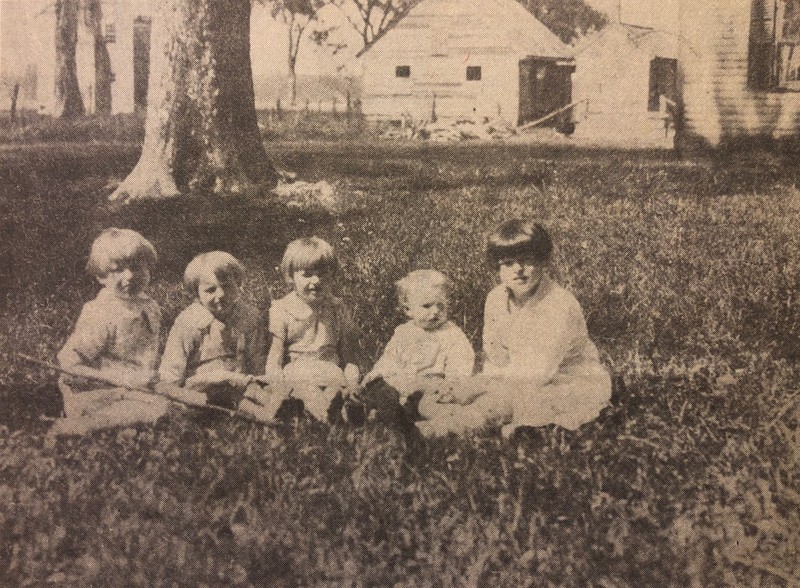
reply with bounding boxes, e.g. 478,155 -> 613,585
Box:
269,292 -> 359,369
482,275 -> 607,386
372,320 -> 475,381
159,301 -> 267,386
58,287 -> 161,374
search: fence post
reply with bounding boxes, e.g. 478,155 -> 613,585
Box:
10,83 -> 20,127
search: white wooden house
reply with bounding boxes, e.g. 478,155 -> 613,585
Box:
1,0 -> 154,115
572,23 -> 679,147
358,0 -> 575,126
678,0 -> 800,147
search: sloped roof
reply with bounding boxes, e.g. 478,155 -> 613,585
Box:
358,0 -> 572,59
573,22 -> 678,59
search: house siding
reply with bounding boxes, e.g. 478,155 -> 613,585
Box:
359,0 -> 571,125
362,51 -> 519,122
574,28 -> 653,116
571,25 -> 678,147
679,0 -> 800,146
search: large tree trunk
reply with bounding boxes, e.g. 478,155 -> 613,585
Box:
110,0 -> 277,202
54,0 -> 85,119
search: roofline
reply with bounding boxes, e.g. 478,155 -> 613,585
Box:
572,22 -> 681,56
356,0 -> 572,60
618,22 -> 654,32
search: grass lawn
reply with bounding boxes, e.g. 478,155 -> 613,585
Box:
1,131 -> 799,586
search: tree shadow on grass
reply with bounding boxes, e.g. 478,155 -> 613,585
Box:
111,193 -> 336,287
0,147 -> 335,302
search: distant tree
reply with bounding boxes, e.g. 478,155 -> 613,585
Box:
333,0 -> 417,51
518,0 -> 607,44
263,0 -> 336,105
53,0 -> 85,118
110,0 -> 277,202
49,0 -> 112,116
86,0 -> 112,115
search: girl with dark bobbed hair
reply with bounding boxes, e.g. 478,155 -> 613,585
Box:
418,219 -> 610,438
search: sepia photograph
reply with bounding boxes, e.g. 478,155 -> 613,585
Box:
0,0 -> 799,585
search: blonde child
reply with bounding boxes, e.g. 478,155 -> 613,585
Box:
52,228 -> 170,436
418,219 -> 611,438
157,251 -> 269,415
362,269 -> 474,420
266,237 -> 360,422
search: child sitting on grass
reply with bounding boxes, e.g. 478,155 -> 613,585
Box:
418,219 -> 611,438
51,228 -> 170,436
157,251 -> 270,416
265,237 -> 361,422
361,269 -> 475,422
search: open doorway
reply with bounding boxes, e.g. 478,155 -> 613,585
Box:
648,57 -> 678,112
518,57 -> 574,128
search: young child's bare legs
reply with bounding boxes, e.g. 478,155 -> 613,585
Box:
280,360 -> 355,422
51,383 -> 169,437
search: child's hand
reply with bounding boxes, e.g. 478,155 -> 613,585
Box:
436,391 -> 456,404
443,377 -> 488,406
501,423 -> 518,440
228,373 -> 255,390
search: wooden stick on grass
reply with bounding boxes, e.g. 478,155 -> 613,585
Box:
16,353 -> 282,427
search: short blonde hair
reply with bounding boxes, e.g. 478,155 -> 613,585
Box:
280,237 -> 338,283
86,228 -> 157,277
183,251 -> 244,294
396,269 -> 450,305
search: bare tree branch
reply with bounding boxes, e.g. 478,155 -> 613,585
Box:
333,0 -> 417,50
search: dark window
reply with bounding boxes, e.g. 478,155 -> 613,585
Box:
395,65 -> 410,78
104,23 -> 116,44
466,66 -> 482,81
749,0 -> 800,90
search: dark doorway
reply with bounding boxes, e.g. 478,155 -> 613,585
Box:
518,57 -> 574,127
133,16 -> 151,112
648,57 -> 678,111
